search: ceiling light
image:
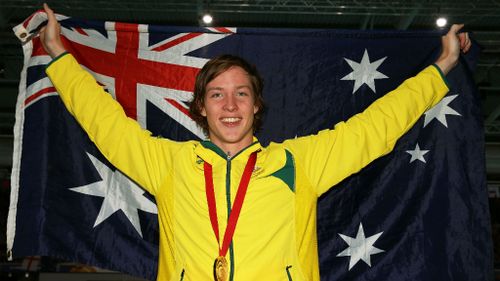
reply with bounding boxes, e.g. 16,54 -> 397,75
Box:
436,17 -> 447,28
202,13 -> 213,25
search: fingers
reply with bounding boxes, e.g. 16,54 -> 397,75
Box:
39,26 -> 45,41
43,3 -> 56,22
457,30 -> 472,53
40,3 -> 66,58
448,23 -> 471,54
449,24 -> 464,35
463,33 -> 472,53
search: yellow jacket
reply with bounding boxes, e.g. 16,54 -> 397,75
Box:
46,53 -> 448,281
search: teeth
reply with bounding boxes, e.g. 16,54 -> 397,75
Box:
221,118 -> 240,122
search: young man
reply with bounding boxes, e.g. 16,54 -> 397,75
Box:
40,3 -> 470,281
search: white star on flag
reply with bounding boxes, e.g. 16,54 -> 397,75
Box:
337,222 -> 385,270
69,153 -> 158,238
423,94 -> 461,127
406,143 -> 430,163
341,49 -> 388,94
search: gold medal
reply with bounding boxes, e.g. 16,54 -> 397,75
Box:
213,256 -> 228,281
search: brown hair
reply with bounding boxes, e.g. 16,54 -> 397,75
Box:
189,54 -> 265,136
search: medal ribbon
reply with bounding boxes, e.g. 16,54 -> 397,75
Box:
204,152 -> 257,257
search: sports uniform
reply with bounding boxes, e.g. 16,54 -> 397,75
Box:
46,53 -> 449,281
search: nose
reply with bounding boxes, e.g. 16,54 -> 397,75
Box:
223,94 -> 237,111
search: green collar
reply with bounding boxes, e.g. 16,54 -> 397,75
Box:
200,140 -> 260,160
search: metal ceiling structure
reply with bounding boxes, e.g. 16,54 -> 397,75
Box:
0,0 -> 499,176
0,1 -> 499,33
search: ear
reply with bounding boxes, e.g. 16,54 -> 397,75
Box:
201,105 -> 207,117
253,104 -> 258,114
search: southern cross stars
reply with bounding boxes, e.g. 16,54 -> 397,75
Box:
337,222 -> 384,270
406,143 -> 430,163
341,49 -> 388,94
424,94 -> 461,127
69,153 -> 158,238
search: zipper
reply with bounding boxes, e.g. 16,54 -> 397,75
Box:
200,142 -> 259,281
286,265 -> 293,281
226,156 -> 235,281
179,269 -> 185,281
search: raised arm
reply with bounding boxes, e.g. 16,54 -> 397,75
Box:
284,25 -> 471,196
39,4 -> 178,195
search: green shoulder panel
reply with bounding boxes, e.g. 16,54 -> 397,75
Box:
270,149 -> 296,192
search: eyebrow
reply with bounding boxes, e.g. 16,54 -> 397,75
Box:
206,85 -> 252,92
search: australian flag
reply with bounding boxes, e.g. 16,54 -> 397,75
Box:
7,9 -> 493,281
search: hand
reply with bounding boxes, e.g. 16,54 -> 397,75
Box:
40,3 -> 66,58
435,24 -> 472,75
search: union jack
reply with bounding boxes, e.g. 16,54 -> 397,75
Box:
15,9 -> 237,139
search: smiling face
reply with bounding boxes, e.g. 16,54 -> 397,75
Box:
201,66 -> 259,155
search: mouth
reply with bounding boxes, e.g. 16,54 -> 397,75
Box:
221,117 -> 241,122
220,117 -> 242,126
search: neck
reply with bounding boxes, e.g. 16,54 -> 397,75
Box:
209,138 -> 254,158
217,142 -> 251,158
